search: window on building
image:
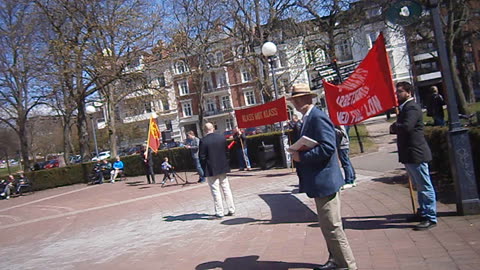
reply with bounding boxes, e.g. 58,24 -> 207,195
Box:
217,71 -> 228,87
216,51 -> 224,64
207,53 -> 215,65
206,98 -> 216,112
176,61 -> 186,74
157,75 -> 166,87
336,39 -> 353,61
144,102 -> 152,113
367,32 -> 379,48
161,97 -> 169,111
244,90 -> 256,106
279,50 -> 288,67
236,45 -> 245,58
225,118 -> 234,130
178,80 -> 189,95
221,96 -> 231,109
165,120 -> 172,130
241,68 -> 252,82
204,76 -> 214,92
182,102 -> 192,117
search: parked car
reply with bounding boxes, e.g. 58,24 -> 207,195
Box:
223,130 -> 234,139
69,155 -> 82,164
44,159 -> 59,169
31,161 -> 47,171
92,151 -> 111,161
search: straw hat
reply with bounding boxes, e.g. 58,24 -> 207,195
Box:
287,83 -> 317,100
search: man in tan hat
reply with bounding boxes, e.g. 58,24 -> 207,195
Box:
288,83 -> 356,270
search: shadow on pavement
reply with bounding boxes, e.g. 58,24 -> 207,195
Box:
163,213 -> 213,222
221,193 -> 317,226
195,255 -> 321,270
125,181 -> 148,186
262,172 -> 294,177
342,213 -> 415,230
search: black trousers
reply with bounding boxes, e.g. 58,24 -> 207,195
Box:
145,167 -> 155,184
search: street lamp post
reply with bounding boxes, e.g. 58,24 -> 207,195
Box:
262,41 -> 289,168
428,0 -> 480,214
86,105 -> 99,159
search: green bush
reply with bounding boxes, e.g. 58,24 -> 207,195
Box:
424,126 -> 480,193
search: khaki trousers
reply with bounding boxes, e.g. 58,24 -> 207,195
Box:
315,192 -> 357,270
207,173 -> 235,216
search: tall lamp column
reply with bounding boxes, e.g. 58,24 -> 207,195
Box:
262,41 -> 289,168
86,105 -> 99,159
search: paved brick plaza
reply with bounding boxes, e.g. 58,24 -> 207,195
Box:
0,165 -> 479,270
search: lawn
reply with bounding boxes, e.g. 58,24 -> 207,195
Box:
423,101 -> 480,125
0,165 -> 21,177
348,124 -> 377,155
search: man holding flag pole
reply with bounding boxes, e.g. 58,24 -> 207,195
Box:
142,113 -> 161,184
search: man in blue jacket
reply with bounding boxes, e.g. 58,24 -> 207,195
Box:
288,83 -> 356,270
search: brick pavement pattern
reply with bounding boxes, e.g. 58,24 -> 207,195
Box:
0,167 -> 479,270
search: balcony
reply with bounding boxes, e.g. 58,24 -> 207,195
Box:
204,108 -> 233,117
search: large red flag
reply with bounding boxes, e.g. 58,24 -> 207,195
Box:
323,33 -> 397,125
234,97 -> 289,129
146,116 -> 161,153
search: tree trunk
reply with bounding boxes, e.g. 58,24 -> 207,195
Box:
107,85 -> 117,157
17,117 -> 30,171
447,36 -> 468,115
454,39 -> 475,103
77,99 -> 90,161
62,117 -> 72,164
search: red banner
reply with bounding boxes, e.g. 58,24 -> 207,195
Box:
323,33 -> 397,125
235,97 -> 289,128
146,116 -> 161,153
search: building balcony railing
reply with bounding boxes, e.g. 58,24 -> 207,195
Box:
205,85 -> 230,94
204,108 -> 233,117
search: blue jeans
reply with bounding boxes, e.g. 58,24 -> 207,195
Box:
237,147 -> 251,169
338,148 -> 355,184
433,116 -> 445,126
405,163 -> 437,223
193,157 -> 205,181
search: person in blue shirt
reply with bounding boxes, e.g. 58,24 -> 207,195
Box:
110,156 -> 124,183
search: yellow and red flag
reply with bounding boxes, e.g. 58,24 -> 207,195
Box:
146,116 -> 161,153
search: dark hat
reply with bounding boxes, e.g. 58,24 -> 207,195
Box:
287,83 -> 317,100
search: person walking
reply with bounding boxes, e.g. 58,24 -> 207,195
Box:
199,122 -> 235,218
390,81 -> 437,231
233,127 -> 251,171
287,83 -> 356,270
141,147 -> 156,184
428,86 -> 445,126
185,130 -> 206,183
288,114 -> 303,143
334,125 -> 356,189
161,157 -> 174,184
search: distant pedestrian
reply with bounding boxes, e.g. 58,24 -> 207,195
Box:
288,114 -> 302,143
233,127 -> 251,171
390,81 -> 437,231
287,83 -> 357,270
427,86 -> 445,126
199,122 -> 235,218
335,125 -> 356,189
161,157 -> 174,184
141,147 -> 156,184
185,130 -> 205,183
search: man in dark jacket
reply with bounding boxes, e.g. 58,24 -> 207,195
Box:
288,83 -> 356,270
199,122 -> 235,218
141,147 -> 155,184
390,81 -> 437,230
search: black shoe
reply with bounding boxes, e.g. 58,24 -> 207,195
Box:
414,220 -> 437,231
313,261 -> 337,270
211,214 -> 224,219
197,179 -> 206,183
406,214 -> 426,223
226,211 -> 235,216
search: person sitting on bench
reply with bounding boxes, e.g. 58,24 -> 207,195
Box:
110,156 -> 124,183
161,157 -> 174,184
15,172 -> 31,195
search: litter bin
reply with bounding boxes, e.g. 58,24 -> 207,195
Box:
258,144 -> 276,170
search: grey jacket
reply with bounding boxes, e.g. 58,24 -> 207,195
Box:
186,137 -> 200,159
335,125 -> 349,150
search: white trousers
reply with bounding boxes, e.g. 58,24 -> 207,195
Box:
207,173 -> 235,216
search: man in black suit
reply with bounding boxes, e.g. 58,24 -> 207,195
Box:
141,147 -> 155,184
390,81 -> 437,231
199,122 -> 235,218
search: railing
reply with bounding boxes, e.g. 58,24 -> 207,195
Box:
204,108 -> 233,116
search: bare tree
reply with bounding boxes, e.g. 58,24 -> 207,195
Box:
0,0 -> 47,170
36,0 -> 163,160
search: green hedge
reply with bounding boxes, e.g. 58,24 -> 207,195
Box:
0,131 -> 288,192
424,126 -> 480,193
